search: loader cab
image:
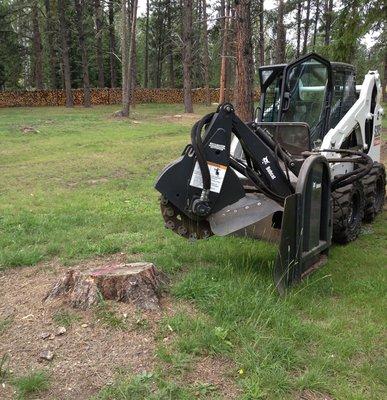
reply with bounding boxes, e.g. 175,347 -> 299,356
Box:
258,53 -> 359,154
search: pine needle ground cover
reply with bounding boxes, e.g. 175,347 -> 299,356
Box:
0,104 -> 386,399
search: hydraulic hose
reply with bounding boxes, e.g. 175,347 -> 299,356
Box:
305,149 -> 374,191
190,113 -> 215,198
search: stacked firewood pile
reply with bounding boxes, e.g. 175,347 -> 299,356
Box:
0,88 -> 260,108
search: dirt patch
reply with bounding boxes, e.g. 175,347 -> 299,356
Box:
0,254 -> 172,400
185,356 -> 240,399
65,169 -> 133,188
20,125 -> 39,134
0,255 -> 238,399
299,389 -> 334,400
160,113 -> 205,124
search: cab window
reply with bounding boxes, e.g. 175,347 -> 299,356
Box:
261,71 -> 282,122
282,58 -> 328,143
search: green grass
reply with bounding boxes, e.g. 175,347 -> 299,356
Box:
52,309 -> 80,328
93,370 -> 221,400
12,370 -> 50,399
0,353 -> 10,383
95,301 -> 128,330
1,104 -> 386,399
0,317 -> 13,334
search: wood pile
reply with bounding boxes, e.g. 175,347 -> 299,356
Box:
0,88 -> 260,108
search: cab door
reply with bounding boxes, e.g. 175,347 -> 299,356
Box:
279,53 -> 332,146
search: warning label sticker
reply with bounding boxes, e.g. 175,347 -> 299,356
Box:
190,161 -> 227,193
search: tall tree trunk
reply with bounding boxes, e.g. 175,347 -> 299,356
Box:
94,0 -> 105,87
74,0 -> 91,107
258,0 -> 264,66
108,0 -> 117,88
227,4 -> 236,92
302,0 -> 311,55
58,0 -> 73,107
219,0 -> 230,104
166,0 -> 175,88
154,4 -> 164,89
144,0 -> 149,88
44,0 -> 57,89
234,0 -> 253,121
129,0 -> 137,108
121,0 -> 137,114
32,1 -> 44,89
275,0 -> 286,64
312,0 -> 320,50
121,0 -> 130,116
201,0 -> 210,105
182,0 -> 193,113
324,0 -> 333,46
296,0 -> 302,57
130,45 -> 137,107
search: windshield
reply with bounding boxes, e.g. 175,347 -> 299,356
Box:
282,59 -> 328,143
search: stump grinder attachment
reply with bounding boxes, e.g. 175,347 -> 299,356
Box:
155,53 -> 385,293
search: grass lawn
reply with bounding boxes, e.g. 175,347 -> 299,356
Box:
0,104 -> 386,399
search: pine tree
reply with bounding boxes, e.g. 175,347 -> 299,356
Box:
58,0 -> 73,106
182,0 -> 194,113
74,0 -> 91,107
234,0 -> 254,121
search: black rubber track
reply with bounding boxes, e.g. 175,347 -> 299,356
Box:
362,162 -> 386,222
332,181 -> 365,244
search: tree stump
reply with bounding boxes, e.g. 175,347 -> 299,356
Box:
44,262 -> 165,310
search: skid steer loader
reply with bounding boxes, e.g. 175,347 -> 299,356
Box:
155,53 -> 385,293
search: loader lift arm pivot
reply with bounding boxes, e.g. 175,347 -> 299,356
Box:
180,103 -> 295,219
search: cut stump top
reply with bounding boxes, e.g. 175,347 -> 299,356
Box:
89,262 -> 153,277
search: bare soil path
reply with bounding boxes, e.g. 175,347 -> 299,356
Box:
0,254 -> 238,399
0,255 -> 164,399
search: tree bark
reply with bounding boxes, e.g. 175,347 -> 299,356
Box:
234,0 -> 254,122
201,0 -> 210,105
182,0 -> 194,113
144,0 -> 149,88
227,3 -> 235,95
312,0 -> 320,50
108,0 -> 117,88
275,0 -> 286,64
121,0 -> 130,116
125,0 -> 137,116
296,0 -> 302,57
302,0 -> 311,55
258,0 -> 265,66
58,0 -> 73,107
32,1 -> 44,89
94,0 -> 105,88
44,0 -> 57,89
219,0 -> 230,104
166,0 -> 175,88
74,0 -> 91,107
154,4 -> 165,88
44,262 -> 165,310
324,0 -> 333,46
129,0 -> 138,108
